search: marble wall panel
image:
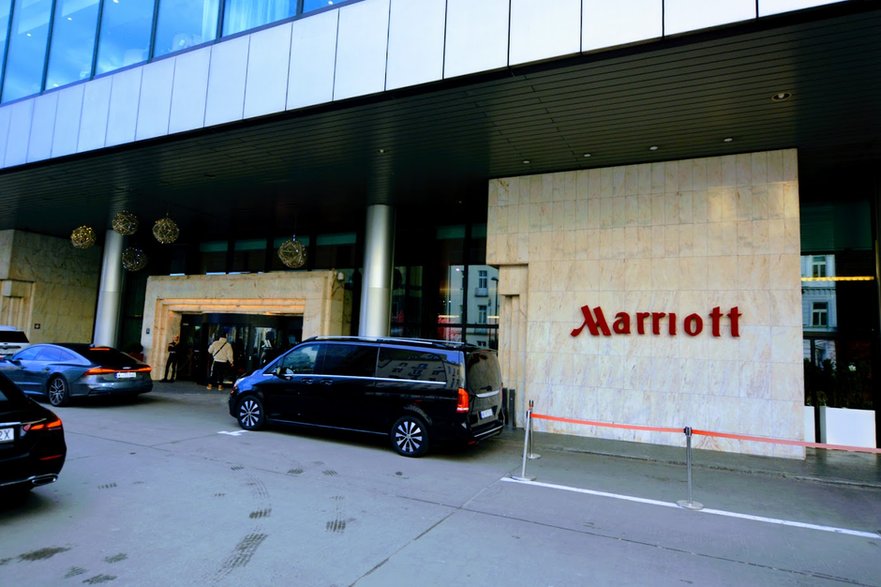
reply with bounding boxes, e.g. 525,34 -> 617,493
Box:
6,231 -> 100,343
488,149 -> 804,458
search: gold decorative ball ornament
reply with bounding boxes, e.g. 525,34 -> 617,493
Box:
111,210 -> 139,235
152,216 -> 179,244
121,247 -> 148,271
278,236 -> 307,269
70,225 -> 96,249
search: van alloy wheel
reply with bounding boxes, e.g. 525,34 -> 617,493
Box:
391,414 -> 429,457
237,396 -> 265,430
48,376 -> 70,407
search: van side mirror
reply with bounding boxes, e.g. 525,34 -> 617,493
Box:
273,366 -> 291,379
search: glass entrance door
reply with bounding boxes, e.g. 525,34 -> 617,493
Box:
177,313 -> 303,384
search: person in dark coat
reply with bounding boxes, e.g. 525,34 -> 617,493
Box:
163,335 -> 179,382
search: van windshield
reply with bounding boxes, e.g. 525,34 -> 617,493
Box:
465,350 -> 502,392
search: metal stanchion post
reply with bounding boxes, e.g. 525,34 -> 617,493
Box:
677,426 -> 703,510
527,402 -> 541,460
511,400 -> 536,481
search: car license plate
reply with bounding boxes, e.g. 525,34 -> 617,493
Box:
479,408 -> 493,419
0,427 -> 13,442
115,372 -> 136,379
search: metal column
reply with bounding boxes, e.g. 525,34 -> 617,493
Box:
359,204 -> 395,337
92,229 -> 123,347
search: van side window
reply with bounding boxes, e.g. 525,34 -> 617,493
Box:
280,344 -> 319,375
376,348 -> 447,383
319,344 -> 377,377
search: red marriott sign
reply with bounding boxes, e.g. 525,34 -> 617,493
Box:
571,306 -> 742,338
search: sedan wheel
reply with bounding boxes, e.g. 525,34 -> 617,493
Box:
47,376 -> 70,407
390,414 -> 429,457
237,396 -> 265,430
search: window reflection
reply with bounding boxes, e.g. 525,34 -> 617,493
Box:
0,1 -> 11,89
154,0 -> 219,58
801,251 -> 876,410
2,0 -> 51,103
95,0 -> 156,75
302,0 -> 336,14
222,0 -> 296,36
45,0 -> 100,90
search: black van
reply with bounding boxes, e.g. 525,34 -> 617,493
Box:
228,336 -> 505,457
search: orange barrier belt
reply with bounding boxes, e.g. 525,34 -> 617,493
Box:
532,413 -> 682,435
531,412 -> 881,455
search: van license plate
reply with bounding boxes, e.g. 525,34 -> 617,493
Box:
479,409 -> 493,419
0,427 -> 13,442
116,372 -> 136,379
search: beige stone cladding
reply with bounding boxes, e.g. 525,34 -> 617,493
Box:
0,230 -> 101,343
488,150 -> 803,457
142,271 -> 347,374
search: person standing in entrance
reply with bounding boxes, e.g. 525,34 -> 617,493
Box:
163,335 -> 179,382
207,334 -> 234,390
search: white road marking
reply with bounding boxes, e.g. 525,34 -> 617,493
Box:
218,430 -> 247,436
501,476 -> 880,540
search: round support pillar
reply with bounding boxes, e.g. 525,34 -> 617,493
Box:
359,204 -> 395,337
93,230 -> 123,347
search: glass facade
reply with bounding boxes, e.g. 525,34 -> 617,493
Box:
222,0 -> 296,36
95,0 -> 156,75
800,184 -> 878,446
0,0 -> 362,102
154,0 -> 219,58
45,0 -> 100,89
0,1 -> 13,93
4,0 -> 51,102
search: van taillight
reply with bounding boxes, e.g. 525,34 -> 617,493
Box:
456,388 -> 469,413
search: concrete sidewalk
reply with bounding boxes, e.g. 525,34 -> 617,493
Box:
153,378 -> 881,489
524,429 -> 881,490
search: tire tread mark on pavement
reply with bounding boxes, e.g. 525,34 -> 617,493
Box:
210,468 -> 272,582
326,496 -> 346,533
213,533 -> 268,580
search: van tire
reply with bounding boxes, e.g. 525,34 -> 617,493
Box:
390,413 -> 429,457
237,396 -> 265,430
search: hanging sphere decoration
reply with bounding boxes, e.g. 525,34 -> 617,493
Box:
278,235 -> 307,269
152,215 -> 180,244
111,210 -> 139,236
121,247 -> 148,271
70,225 -> 96,249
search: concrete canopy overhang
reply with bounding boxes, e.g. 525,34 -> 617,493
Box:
142,272 -> 346,368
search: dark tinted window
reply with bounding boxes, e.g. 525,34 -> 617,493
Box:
376,348 -> 448,383
465,350 -> 502,392
35,347 -> 78,362
319,344 -> 376,377
76,347 -> 140,367
279,343 -> 319,374
14,347 -> 41,361
0,330 -> 28,343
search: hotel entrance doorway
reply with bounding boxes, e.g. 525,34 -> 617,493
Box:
176,313 -> 303,384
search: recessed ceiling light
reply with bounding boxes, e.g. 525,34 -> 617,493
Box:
378,148 -> 386,154
723,137 -> 733,143
649,145 -> 659,151
771,91 -> 791,102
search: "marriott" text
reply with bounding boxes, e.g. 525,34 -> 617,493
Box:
571,305 -> 742,338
